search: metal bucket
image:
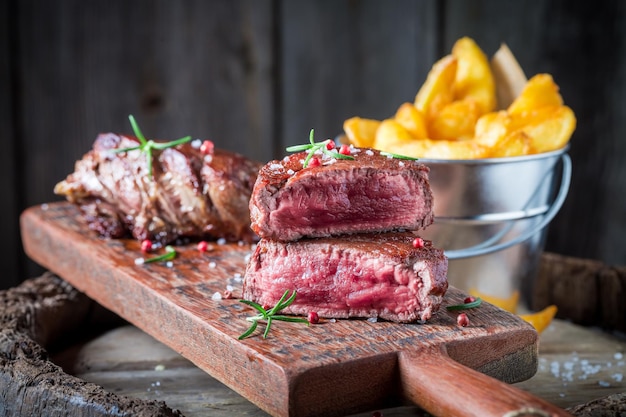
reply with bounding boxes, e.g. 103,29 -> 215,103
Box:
419,147 -> 572,308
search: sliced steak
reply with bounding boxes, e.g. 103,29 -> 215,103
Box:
54,133 -> 262,243
243,232 -> 448,323
249,148 -> 435,241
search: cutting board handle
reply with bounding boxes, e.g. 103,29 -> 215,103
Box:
399,346 -> 573,417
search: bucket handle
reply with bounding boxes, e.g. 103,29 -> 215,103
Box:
444,153 -> 572,260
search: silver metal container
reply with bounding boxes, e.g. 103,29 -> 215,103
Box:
419,148 -> 571,307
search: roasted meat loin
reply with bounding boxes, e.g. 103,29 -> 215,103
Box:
243,233 -> 448,323
55,133 -> 262,243
249,148 -> 435,242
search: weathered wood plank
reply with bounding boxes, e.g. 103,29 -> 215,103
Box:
0,273 -> 181,417
279,0 -> 438,150
14,0 -> 275,279
0,0 -> 20,290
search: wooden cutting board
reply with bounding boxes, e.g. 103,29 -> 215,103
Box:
20,202 -> 571,417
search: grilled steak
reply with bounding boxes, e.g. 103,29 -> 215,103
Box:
249,148 -> 435,241
55,133 -> 262,243
243,232 -> 448,323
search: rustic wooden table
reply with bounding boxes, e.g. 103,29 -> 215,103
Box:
50,318 -> 626,417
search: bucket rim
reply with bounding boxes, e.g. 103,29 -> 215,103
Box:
419,145 -> 569,165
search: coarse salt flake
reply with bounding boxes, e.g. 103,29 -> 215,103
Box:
134,258 -> 145,265
269,163 -> 283,171
226,285 -> 234,291
365,149 -> 374,156
287,169 -> 295,175
367,317 -> 378,323
615,352 -> 624,360
217,238 -> 227,245
209,261 -> 217,268
211,292 -> 222,301
191,139 -> 202,148
166,261 -> 174,268
154,364 -> 165,371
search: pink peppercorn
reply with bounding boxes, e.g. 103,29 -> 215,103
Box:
464,296 -> 476,304
308,157 -> 321,168
457,313 -> 470,327
200,140 -> 214,155
140,239 -> 153,253
325,140 -> 335,150
308,311 -> 320,324
197,241 -> 209,253
412,237 -> 425,248
339,144 -> 351,155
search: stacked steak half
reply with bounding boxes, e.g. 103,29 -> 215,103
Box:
243,147 -> 448,323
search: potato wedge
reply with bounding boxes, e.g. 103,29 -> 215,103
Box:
343,117 -> 381,148
428,99 -> 480,141
508,74 -> 563,115
373,119 -> 414,151
394,103 -> 428,139
489,131 -> 534,158
452,37 -> 496,114
474,110 -> 510,148
414,55 -> 458,117
389,138 -> 490,160
514,106 -> 577,153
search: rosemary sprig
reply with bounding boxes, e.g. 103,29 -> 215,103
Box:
238,289 -> 309,339
113,115 -> 192,178
446,297 -> 482,311
380,151 -> 420,160
142,245 -> 177,264
286,129 -> 354,168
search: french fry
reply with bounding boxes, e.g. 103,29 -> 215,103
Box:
343,117 -> 381,149
394,103 -> 428,139
452,37 -> 497,114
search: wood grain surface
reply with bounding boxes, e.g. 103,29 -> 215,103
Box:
20,202 -> 572,417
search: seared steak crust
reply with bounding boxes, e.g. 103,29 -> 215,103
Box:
243,232 -> 448,323
55,133 -> 262,243
249,148 -> 435,241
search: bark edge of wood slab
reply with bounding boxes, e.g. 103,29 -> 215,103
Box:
0,272 -> 183,417
20,203 -> 572,417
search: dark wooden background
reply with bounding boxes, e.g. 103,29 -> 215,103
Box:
1,0 -> 624,289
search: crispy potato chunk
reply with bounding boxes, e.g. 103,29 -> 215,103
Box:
389,139 -> 490,160
452,37 -> 497,114
429,99 -> 480,141
373,119 -> 414,151
342,38 -> 576,159
343,117 -> 381,148
513,106 -> 577,153
394,103 -> 428,139
414,55 -> 458,117
507,74 -> 563,115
